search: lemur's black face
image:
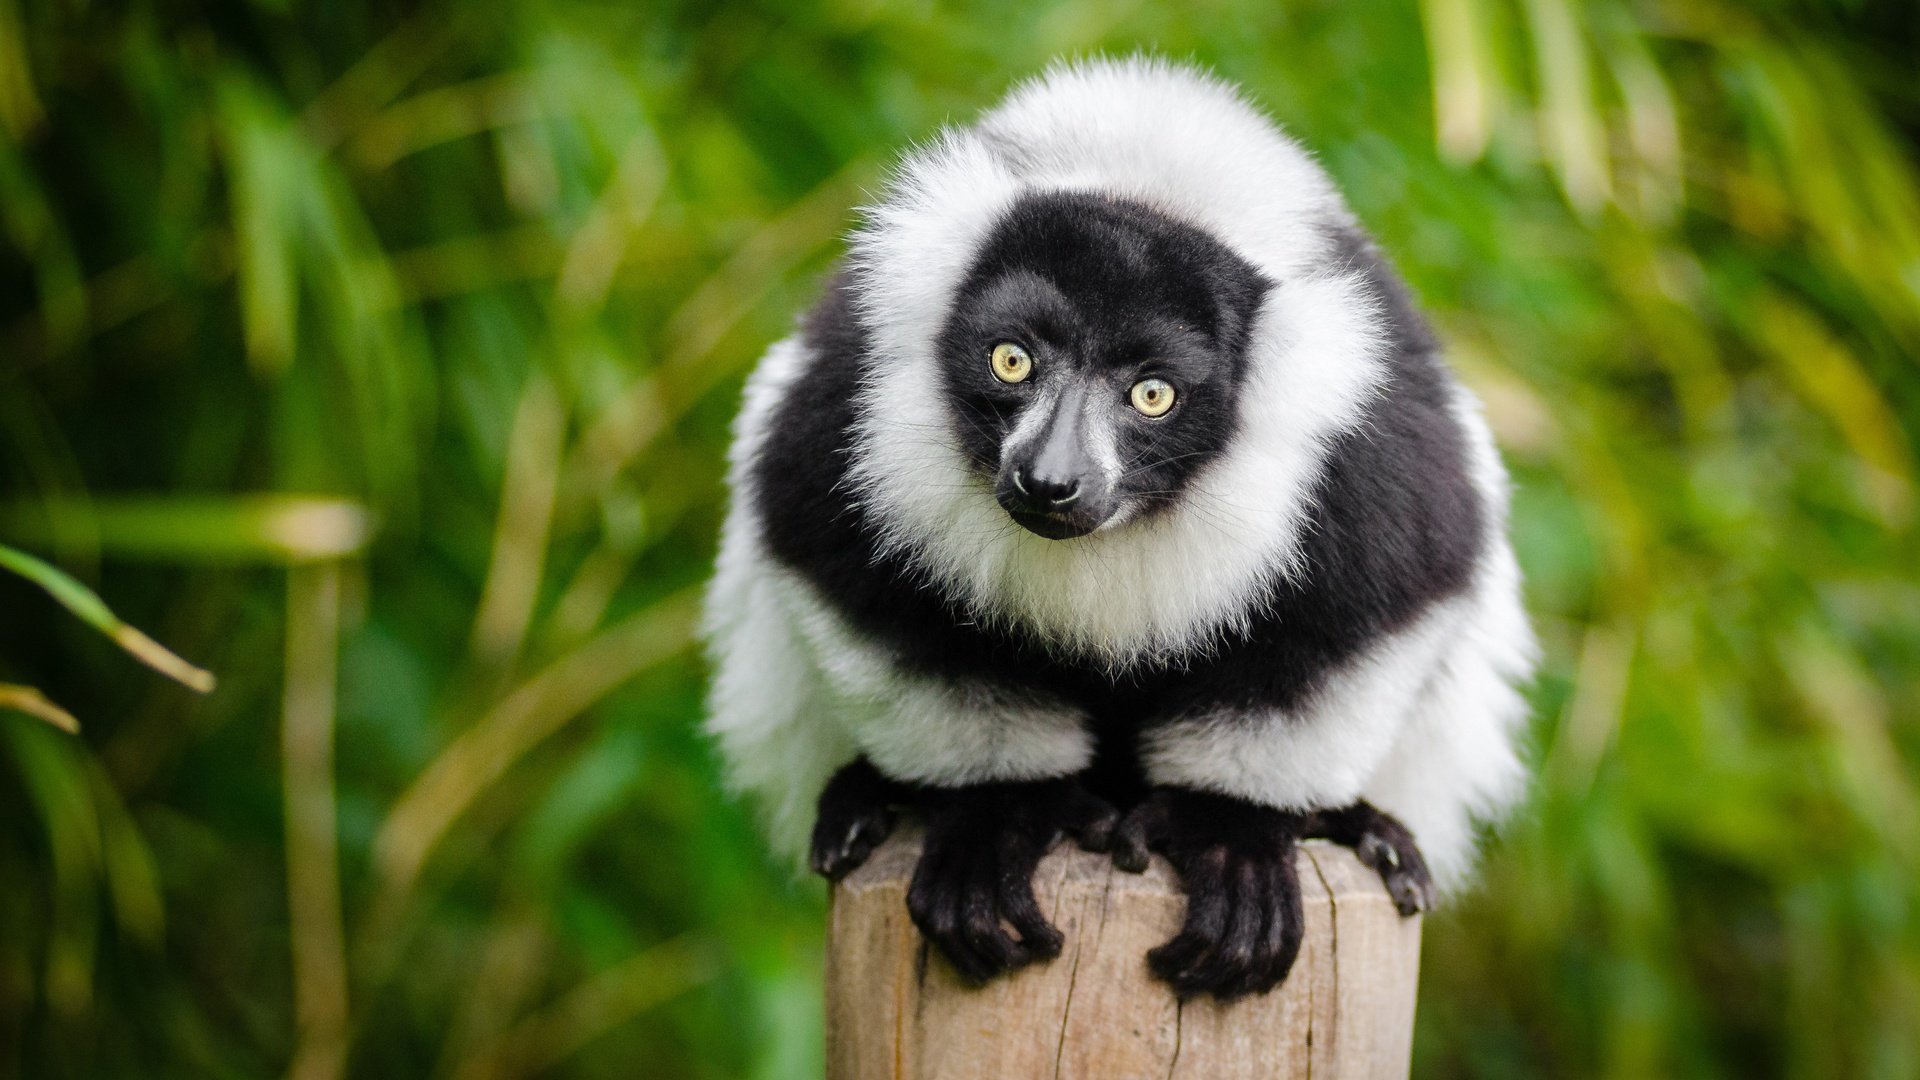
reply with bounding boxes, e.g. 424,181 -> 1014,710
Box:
936,193 -> 1271,540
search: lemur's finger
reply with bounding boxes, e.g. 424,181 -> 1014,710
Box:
1064,788 -> 1120,853
1112,795 -> 1170,873
840,813 -> 890,873
1172,857 -> 1264,998
808,805 -> 895,880
997,870 -> 1064,959
809,757 -> 903,880
1146,850 -> 1229,993
909,829 -> 1063,983
1147,929 -> 1214,997
1229,859 -> 1291,1000
911,852 -> 1014,982
956,901 -> 1034,977
1370,845 -> 1435,916
1237,860 -> 1293,996
807,821 -> 850,879
1340,806 -> 1435,916
1112,821 -> 1151,872
1247,855 -> 1306,997
965,853 -> 1045,972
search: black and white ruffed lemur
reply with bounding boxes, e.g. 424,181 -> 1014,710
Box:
703,57 -> 1536,1000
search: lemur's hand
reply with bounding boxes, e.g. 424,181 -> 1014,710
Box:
1306,800 -> 1436,916
809,757 -> 905,881
906,776 -> 1118,984
1113,787 -> 1310,1001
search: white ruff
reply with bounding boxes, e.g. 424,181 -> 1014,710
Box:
845,57 -> 1389,667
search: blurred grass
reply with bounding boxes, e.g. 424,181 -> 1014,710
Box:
1,1 -> 1916,1077
0,542 -> 215,695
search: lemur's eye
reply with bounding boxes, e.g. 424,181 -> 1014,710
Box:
1129,378 -> 1177,417
989,342 -> 1032,384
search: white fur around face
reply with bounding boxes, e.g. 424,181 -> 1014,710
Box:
846,58 -> 1389,668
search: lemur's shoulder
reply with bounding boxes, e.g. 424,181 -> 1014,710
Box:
747,274 -> 1069,685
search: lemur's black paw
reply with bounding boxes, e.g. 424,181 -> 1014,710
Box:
906,776 -> 1116,984
809,758 -> 903,881
1310,801 -> 1436,916
1116,787 -> 1308,1001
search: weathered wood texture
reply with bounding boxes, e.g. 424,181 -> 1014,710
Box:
826,830 -> 1421,1080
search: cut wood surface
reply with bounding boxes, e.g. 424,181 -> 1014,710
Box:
825,829 -> 1421,1080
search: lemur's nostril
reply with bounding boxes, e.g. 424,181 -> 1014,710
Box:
1027,473 -> 1081,509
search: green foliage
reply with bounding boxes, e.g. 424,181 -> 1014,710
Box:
0,541 -> 215,697
2,0 -> 1916,1077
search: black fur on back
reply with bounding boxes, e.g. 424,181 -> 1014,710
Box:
749,208 -> 1481,806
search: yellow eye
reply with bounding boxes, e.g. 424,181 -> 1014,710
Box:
1129,378 -> 1177,417
990,342 -> 1032,384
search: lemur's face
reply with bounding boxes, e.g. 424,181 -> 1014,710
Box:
936,193 -> 1271,540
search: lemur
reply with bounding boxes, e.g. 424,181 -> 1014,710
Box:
704,57 -> 1536,1000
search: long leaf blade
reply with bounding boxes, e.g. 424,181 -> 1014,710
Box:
0,542 -> 216,693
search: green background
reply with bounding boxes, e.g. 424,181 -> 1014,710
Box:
3,0 -> 1917,1076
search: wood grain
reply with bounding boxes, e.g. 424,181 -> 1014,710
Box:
826,830 -> 1421,1080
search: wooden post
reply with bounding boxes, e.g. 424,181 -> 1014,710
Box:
826,829 -> 1421,1080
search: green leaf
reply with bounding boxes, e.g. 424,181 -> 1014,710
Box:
0,542 -> 216,693
0,682 -> 79,733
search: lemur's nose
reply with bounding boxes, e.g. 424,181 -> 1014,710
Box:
1014,467 -> 1081,509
